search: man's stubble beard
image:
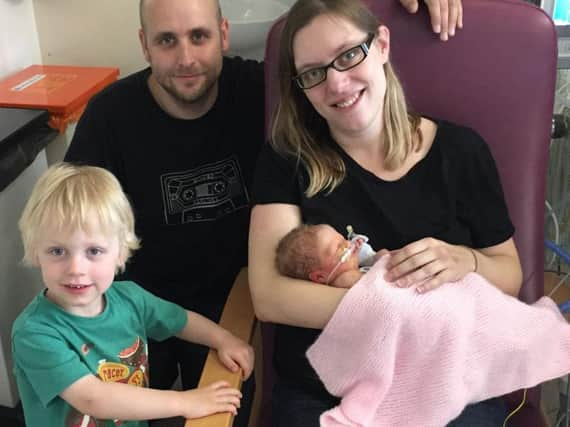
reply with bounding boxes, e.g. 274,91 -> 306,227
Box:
161,73 -> 218,105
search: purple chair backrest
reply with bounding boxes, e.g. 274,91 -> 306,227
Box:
262,0 -> 556,423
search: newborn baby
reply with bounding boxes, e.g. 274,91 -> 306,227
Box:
276,224 -> 377,287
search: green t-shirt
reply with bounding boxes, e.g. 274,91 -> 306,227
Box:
12,280 -> 187,427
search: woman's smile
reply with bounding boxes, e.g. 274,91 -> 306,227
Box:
331,89 -> 365,109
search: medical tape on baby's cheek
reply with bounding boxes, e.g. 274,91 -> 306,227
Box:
325,239 -> 359,284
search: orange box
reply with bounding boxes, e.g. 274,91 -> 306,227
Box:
0,65 -> 119,132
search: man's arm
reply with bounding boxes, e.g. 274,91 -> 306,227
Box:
64,92 -> 127,185
65,99 -> 109,166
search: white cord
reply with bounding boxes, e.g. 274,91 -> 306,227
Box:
555,379 -> 570,427
546,199 -> 561,270
547,271 -> 570,297
556,82 -> 570,103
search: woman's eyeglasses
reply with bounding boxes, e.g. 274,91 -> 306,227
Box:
293,33 -> 376,90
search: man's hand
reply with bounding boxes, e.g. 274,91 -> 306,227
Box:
399,0 -> 463,41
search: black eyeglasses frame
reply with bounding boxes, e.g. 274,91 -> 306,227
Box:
292,33 -> 376,90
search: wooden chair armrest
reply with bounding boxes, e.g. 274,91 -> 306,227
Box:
185,268 -> 256,427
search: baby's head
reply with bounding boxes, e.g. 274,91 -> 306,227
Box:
276,224 -> 360,284
19,163 -> 140,271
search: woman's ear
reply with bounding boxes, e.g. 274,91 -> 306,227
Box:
376,25 -> 390,61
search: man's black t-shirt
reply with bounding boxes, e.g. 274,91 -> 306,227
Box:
66,56 -> 264,319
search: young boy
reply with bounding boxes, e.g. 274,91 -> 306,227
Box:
12,163 -> 253,427
275,224 -> 377,288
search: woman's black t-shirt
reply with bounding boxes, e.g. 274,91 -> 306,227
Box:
252,120 -> 514,395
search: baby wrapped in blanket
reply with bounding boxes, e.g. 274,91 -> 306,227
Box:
305,255 -> 570,427
275,224 -> 570,426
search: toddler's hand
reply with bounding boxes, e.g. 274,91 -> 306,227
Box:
217,333 -> 254,380
179,381 -> 241,419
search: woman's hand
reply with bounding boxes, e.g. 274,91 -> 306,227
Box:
399,0 -> 463,41
384,237 -> 522,296
216,333 -> 255,380
383,237 -> 475,293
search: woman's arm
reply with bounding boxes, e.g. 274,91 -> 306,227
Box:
474,238 -> 522,296
248,203 -> 347,329
384,237 -> 522,296
331,270 -> 365,288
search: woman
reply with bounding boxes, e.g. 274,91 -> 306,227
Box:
248,0 -> 522,425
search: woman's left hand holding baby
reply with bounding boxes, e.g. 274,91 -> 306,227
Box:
383,237 -> 475,293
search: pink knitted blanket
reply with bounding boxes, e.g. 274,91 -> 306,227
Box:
306,257 -> 570,427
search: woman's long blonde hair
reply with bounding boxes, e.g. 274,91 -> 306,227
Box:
271,0 -> 421,197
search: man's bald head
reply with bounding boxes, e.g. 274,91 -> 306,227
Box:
139,0 -> 222,30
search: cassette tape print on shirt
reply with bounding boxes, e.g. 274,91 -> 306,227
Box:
161,157 -> 249,224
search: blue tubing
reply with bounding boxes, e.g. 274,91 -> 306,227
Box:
545,239 -> 570,266
544,239 -> 570,312
559,299 -> 570,313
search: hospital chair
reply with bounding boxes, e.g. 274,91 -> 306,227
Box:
187,0 -> 557,426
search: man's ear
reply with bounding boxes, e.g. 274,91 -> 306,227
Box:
220,17 -> 230,53
139,29 -> 151,63
308,270 -> 327,284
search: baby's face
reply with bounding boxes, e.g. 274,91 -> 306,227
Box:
316,225 -> 360,282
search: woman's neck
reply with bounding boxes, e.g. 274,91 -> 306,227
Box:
335,117 -> 437,182
332,119 -> 384,161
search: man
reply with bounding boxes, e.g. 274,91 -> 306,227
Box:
66,1 -> 262,425
65,1 -> 463,425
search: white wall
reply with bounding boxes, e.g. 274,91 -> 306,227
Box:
0,0 -> 45,408
0,0 -> 42,79
32,0 -> 146,76
0,156 -> 47,409
30,0 -> 294,75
